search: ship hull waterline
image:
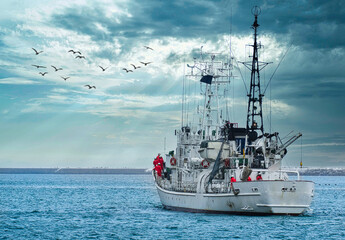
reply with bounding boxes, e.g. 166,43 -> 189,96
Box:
155,180 -> 314,215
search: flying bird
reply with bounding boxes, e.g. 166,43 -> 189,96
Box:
99,65 -> 108,71
84,85 -> 96,89
144,46 -> 153,50
61,76 -> 70,81
69,50 -> 82,55
32,64 -> 46,68
122,68 -> 133,73
32,48 -> 43,55
75,55 -> 85,59
39,72 -> 48,76
51,65 -> 63,71
140,61 -> 152,66
130,64 -> 141,70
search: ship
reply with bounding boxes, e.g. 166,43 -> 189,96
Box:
153,6 -> 314,215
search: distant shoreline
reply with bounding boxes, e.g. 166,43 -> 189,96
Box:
0,168 -> 151,175
1,168 -> 345,176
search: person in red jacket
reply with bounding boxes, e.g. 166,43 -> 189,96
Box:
256,173 -> 263,180
230,175 -> 236,183
155,163 -> 162,177
153,153 -> 161,167
247,176 -> 252,181
158,155 -> 164,169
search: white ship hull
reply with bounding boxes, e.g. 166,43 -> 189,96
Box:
155,180 -> 314,215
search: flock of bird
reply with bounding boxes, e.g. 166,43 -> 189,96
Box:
121,46 -> 153,73
31,47 -> 96,89
30,45 -> 154,90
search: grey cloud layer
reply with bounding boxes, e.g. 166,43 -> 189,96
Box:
49,1 -> 345,50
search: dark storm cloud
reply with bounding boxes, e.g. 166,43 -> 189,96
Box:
49,0 -> 345,53
274,80 -> 345,99
232,0 -> 345,49
49,0 -> 230,43
254,45 -> 345,104
47,0 -> 345,115
48,0 -> 345,128
52,8 -> 114,42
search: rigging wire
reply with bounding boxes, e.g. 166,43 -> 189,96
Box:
263,43 -> 293,95
192,75 -> 197,125
232,76 -> 235,122
228,5 -> 233,122
186,67 -> 192,125
262,44 -> 269,132
300,135 -> 303,168
233,54 -> 249,95
281,130 -> 294,140
270,67 -> 272,133
182,60 -> 185,127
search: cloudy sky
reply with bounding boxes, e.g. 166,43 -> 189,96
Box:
0,0 -> 344,168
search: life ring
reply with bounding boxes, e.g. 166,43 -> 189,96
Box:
201,159 -> 210,168
224,158 -> 230,167
170,157 -> 177,166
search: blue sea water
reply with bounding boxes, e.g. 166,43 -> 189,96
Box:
0,174 -> 344,240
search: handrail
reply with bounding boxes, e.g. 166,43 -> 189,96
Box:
251,169 -> 300,180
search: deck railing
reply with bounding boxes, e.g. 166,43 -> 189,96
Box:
155,169 -> 301,194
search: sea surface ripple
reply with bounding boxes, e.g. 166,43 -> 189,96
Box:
0,174 -> 344,239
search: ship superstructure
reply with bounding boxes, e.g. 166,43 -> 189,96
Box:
153,7 -> 314,215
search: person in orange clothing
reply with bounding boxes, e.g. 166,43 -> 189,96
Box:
247,176 -> 252,181
256,173 -> 263,180
230,175 -> 236,183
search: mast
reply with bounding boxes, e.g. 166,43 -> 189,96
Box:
185,52 -> 232,141
240,6 -> 270,141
